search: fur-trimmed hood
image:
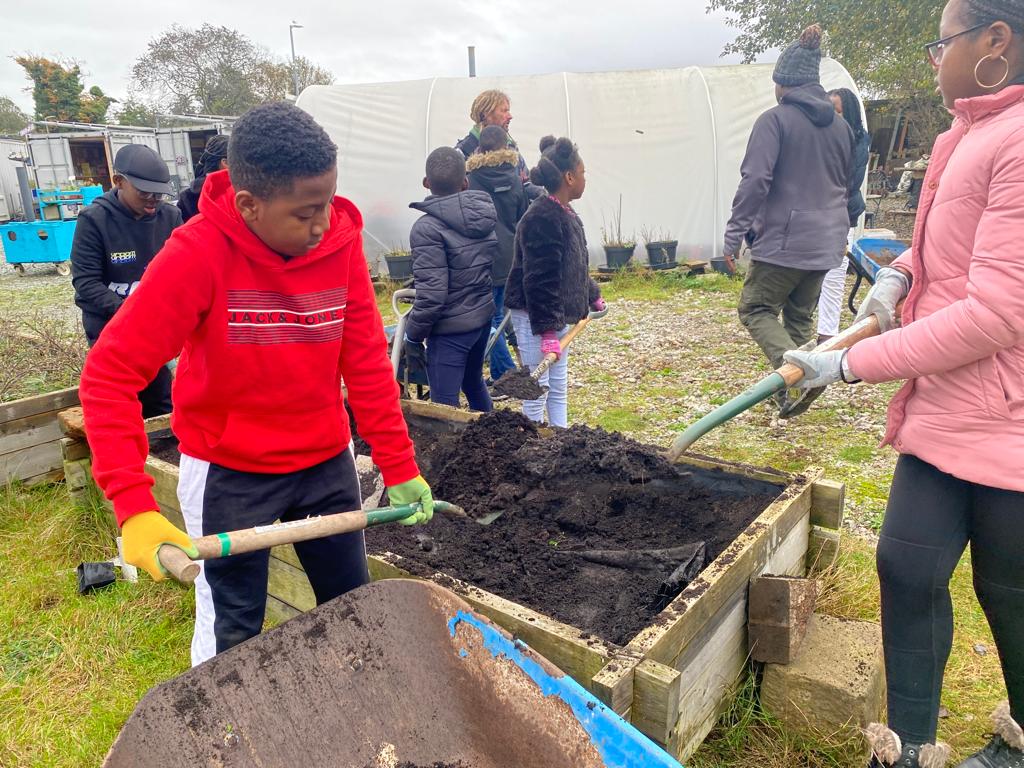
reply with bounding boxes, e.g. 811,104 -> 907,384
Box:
466,148 -> 520,172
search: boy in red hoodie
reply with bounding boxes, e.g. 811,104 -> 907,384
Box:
80,102 -> 433,665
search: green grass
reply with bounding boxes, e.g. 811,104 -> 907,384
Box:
0,485 -> 193,768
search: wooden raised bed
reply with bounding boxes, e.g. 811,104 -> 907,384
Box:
67,399 -> 844,763
1,386 -> 80,485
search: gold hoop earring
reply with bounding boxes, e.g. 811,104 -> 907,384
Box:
975,54 -> 1010,89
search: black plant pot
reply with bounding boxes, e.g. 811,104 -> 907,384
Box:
645,240 -> 678,270
385,253 -> 414,280
603,245 -> 635,270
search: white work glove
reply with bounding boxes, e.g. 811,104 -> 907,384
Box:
855,267 -> 910,333
782,349 -> 859,390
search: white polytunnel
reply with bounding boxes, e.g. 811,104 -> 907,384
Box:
296,59 -> 861,270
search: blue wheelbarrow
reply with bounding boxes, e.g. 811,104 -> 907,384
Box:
846,237 -> 910,314
103,579 -> 683,768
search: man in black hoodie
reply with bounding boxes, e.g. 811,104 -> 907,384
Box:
722,23 -> 853,417
71,144 -> 181,417
467,125 -> 530,382
405,147 -> 497,412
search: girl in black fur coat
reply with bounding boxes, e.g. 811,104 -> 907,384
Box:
504,136 -> 605,427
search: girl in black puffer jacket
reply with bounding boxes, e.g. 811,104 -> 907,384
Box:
504,136 -> 604,427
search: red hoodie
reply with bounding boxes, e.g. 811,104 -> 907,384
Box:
80,170 -> 419,525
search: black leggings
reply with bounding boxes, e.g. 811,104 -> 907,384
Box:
878,454 -> 1024,744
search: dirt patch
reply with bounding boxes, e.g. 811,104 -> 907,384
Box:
367,411 -> 782,645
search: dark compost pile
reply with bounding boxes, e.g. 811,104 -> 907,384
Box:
365,411 -> 783,646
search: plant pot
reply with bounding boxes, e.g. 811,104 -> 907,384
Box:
385,253 -> 413,280
603,245 -> 635,271
645,240 -> 678,270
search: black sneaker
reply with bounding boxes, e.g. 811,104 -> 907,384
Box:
957,735 -> 1024,768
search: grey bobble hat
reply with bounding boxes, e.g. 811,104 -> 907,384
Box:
773,24 -> 824,87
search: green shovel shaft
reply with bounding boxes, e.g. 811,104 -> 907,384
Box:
667,373 -> 786,461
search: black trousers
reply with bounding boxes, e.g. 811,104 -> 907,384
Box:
179,448 -> 369,665
878,454 -> 1024,743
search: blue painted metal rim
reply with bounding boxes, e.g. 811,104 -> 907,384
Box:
448,610 -> 685,768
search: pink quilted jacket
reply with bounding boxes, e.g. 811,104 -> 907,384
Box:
847,85 -> 1024,492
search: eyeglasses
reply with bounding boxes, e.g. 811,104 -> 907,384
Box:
924,23 -> 987,65
135,190 -> 168,202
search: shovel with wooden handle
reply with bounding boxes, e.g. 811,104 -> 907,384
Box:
158,500 -> 466,585
665,305 -> 900,462
491,316 -> 592,400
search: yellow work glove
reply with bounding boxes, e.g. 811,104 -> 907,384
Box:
387,475 -> 435,526
121,511 -> 199,582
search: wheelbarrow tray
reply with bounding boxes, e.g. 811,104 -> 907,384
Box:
849,237 -> 908,281
103,579 -> 681,768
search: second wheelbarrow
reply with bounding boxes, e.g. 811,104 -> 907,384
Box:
103,578 -> 684,768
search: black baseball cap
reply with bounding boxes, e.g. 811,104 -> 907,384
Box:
113,144 -> 172,195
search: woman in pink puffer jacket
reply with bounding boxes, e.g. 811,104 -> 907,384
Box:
784,2 -> 1024,766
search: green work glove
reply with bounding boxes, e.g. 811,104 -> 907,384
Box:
121,511 -> 199,582
387,475 -> 434,526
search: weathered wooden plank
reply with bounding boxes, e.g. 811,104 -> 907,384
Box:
0,421 -> 63,456
265,594 -> 301,625
811,479 -> 845,529
61,436 -> 91,462
768,515 -> 812,578
368,552 -> 614,692
622,468 -> 820,667
142,414 -> 172,434
669,592 -> 750,760
267,556 -> 317,613
632,659 -> 683,746
146,457 -> 181,512
64,457 -> 93,491
0,441 -> 62,484
0,387 -> 79,425
0,408 -> 64,448
273,543 -> 301,569
807,526 -> 842,572
23,467 -> 66,487
590,654 -> 641,715
676,452 -> 792,485
400,398 -> 482,425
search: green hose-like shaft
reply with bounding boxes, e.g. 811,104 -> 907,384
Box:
668,372 -> 787,460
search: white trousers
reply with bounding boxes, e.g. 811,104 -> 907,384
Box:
509,310 -> 571,428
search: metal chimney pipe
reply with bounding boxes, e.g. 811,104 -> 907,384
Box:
468,46 -> 476,77
16,165 -> 35,222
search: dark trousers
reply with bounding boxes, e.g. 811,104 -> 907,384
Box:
737,260 -> 829,368
879,454 -> 1024,743
139,364 -> 173,418
179,449 -> 369,664
426,325 -> 493,412
489,284 -> 516,381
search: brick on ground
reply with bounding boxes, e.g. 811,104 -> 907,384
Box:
761,613 -> 885,738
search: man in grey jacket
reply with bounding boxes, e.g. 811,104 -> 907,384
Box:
723,24 -> 852,415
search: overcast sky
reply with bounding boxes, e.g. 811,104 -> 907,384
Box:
2,0 -> 764,117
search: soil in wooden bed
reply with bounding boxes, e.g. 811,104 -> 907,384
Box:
147,414 -> 783,645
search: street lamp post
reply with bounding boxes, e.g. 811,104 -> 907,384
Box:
289,21 -> 303,98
